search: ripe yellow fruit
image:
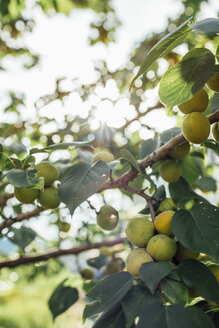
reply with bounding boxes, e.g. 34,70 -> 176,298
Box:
182,112 -> 210,144
168,141 -> 190,159
208,264 -> 219,282
97,205 -> 119,230
159,160 -> 180,183
157,198 -> 177,212
126,248 -> 153,278
81,268 -> 94,280
212,122 -> 219,142
125,215 -> 155,247
35,162 -> 59,187
14,187 -> 39,204
178,89 -> 209,114
146,234 -> 177,261
93,151 -> 115,163
105,260 -> 123,275
175,242 -> 199,262
38,187 -> 60,209
206,71 -> 219,92
154,210 -> 175,236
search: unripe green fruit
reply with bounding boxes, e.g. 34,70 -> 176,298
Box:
35,162 -> 59,187
154,210 -> 175,236
97,205 -> 119,230
105,260 -> 123,275
178,89 -> 209,114
126,248 -> 153,278
159,160 -> 180,183
81,268 -> 94,280
168,141 -> 190,159
182,112 -> 210,144
212,122 -> 219,142
14,187 -> 39,204
157,198 -> 177,212
175,242 -> 199,262
126,215 -> 155,247
99,246 -> 115,257
146,234 -> 177,261
206,71 -> 219,92
38,187 -> 60,209
93,151 -> 115,163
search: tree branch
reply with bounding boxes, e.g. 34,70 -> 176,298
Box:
0,236 -> 126,268
0,193 -> 14,206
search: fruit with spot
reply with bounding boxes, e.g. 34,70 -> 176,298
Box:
146,234 -> 177,261
125,215 -> 155,247
159,160 -> 180,183
182,112 -> 210,144
38,187 -> 60,209
14,187 -> 39,204
126,248 -> 153,278
35,162 -> 59,187
178,89 -> 209,114
97,205 -> 119,230
154,210 -> 175,236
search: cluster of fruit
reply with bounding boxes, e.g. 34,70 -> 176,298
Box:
14,162 -> 60,209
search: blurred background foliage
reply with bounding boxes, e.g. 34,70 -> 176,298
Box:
0,0 -> 218,327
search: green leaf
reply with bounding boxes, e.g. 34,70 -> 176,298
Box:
8,227 -> 36,250
160,278 -> 188,305
140,138 -> 159,159
139,262 -> 173,294
122,285 -> 162,328
0,144 -> 3,152
120,149 -> 140,171
140,185 -> 166,215
137,303 -> 215,328
171,203 -> 219,261
182,48 -> 212,61
210,93 -> 219,113
179,156 -> 201,185
190,18 -> 219,37
178,259 -> 219,303
216,46 -> 219,63
6,169 -> 44,189
48,279 -> 78,320
30,139 -> 94,154
195,177 -> 217,192
87,256 -> 108,269
4,158 -> 23,170
58,161 -> 110,215
160,128 -> 181,144
130,17 -> 192,88
159,51 -> 215,108
202,140 -> 219,154
83,272 -> 134,320
93,304 -> 125,328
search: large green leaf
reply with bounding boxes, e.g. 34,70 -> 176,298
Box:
121,285 -> 161,328
83,272 -> 134,320
159,51 -> 215,108
140,137 -> 159,159
87,256 -> 108,269
160,278 -> 188,305
137,303 -> 215,328
30,139 -> 94,154
139,262 -> 173,294
130,17 -> 192,88
171,203 -> 219,261
8,227 -> 36,250
92,305 -> 125,328
159,128 -> 181,144
195,177 -> 217,192
6,169 -> 44,189
48,279 -> 78,320
210,94 -> 219,113
178,259 -> 219,303
58,161 -> 110,215
179,156 -> 201,185
190,18 -> 219,36
120,149 -> 140,171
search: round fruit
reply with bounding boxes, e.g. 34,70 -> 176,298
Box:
208,264 -> 219,282
35,162 -> 59,187
212,122 -> 219,142
97,205 -> 119,231
14,187 -> 39,204
157,198 -> 177,212
168,141 -> 190,159
126,248 -> 153,278
154,210 -> 175,236
105,260 -> 123,275
206,71 -> 219,92
38,187 -> 60,209
99,246 -> 115,257
182,112 -> 210,144
159,160 -> 180,183
175,242 -> 199,262
178,89 -> 209,114
93,151 -> 115,163
125,215 -> 155,247
146,234 -> 177,261
81,268 -> 94,280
